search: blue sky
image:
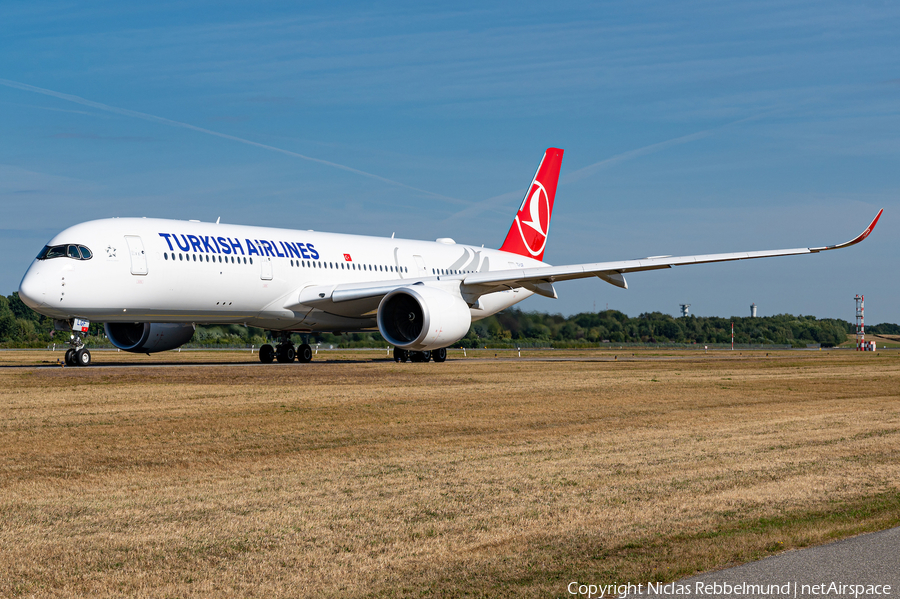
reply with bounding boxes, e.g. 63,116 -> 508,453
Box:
2,1 -> 898,322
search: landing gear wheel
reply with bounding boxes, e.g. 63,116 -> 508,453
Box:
64,348 -> 76,366
276,345 -> 296,363
297,343 -> 313,363
393,348 -> 409,363
259,344 -> 275,363
75,348 -> 91,366
410,351 -> 431,362
433,348 -> 447,362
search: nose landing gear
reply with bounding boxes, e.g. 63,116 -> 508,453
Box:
59,318 -> 91,366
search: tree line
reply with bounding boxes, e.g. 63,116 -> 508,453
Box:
2,291 -> 897,349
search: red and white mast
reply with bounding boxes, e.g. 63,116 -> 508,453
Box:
855,294 -> 865,351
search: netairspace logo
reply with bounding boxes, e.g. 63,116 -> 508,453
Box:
567,581 -> 892,598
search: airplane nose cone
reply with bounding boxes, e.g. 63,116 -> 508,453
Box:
18,268 -> 45,310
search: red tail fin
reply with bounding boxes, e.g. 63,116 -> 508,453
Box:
499,148 -> 564,262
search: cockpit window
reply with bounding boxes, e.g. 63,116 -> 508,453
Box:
37,244 -> 93,261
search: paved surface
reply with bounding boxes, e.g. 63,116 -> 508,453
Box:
571,527 -> 900,598
0,353 -> 832,369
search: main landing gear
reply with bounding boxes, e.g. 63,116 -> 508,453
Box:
393,347 -> 447,363
59,318 -> 91,366
259,334 -> 312,364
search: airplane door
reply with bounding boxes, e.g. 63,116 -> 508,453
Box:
413,255 -> 427,276
125,235 -> 148,275
260,256 -> 273,280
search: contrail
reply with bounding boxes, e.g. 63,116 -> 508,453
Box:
0,78 -> 466,204
442,189 -> 523,223
445,113 -> 775,222
561,130 -> 715,184
561,114 -> 766,184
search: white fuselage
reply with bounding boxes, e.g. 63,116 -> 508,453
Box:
18,218 -> 542,332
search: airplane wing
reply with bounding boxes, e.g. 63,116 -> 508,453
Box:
459,208 -> 883,298
285,209 -> 882,312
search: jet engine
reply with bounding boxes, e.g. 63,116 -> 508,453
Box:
377,285 -> 471,351
104,322 -> 196,353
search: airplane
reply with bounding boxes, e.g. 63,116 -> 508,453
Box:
18,148 -> 882,367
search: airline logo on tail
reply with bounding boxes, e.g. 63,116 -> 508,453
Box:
499,148 -> 564,262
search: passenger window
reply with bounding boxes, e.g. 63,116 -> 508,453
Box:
164,253 -> 168,260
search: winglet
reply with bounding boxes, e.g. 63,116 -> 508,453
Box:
810,208 -> 883,252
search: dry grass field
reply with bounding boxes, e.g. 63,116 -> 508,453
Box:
1,349 -> 898,598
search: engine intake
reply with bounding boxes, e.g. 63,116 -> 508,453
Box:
104,322 -> 196,353
377,286 -> 471,351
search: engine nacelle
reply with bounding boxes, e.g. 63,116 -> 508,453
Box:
104,322 -> 196,353
377,285 -> 471,351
